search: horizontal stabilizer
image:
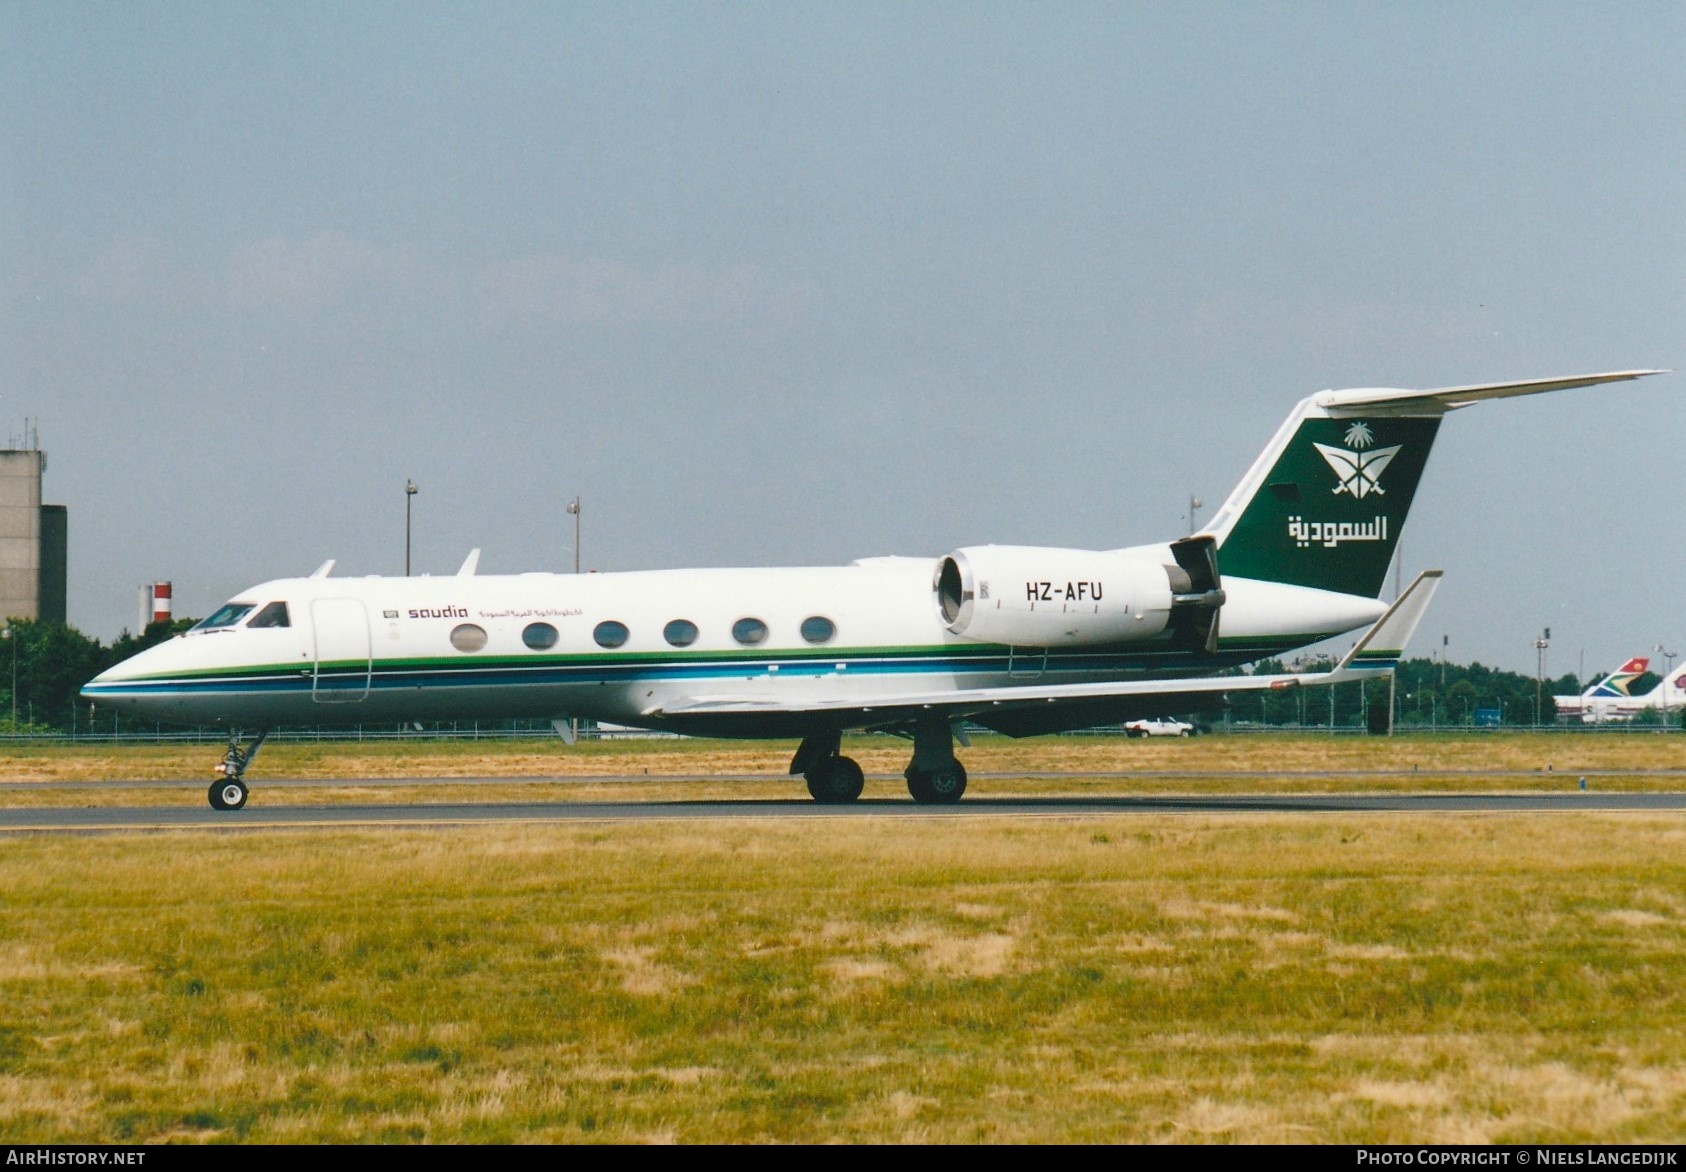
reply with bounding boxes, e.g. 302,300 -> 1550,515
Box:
1313,370 -> 1666,416
1323,570 -> 1443,682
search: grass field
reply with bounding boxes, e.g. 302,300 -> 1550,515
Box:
0,733 -> 1682,1143
0,729 -> 1681,807
2,728 -> 1684,782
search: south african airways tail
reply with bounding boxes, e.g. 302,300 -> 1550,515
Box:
1554,656 -> 1686,724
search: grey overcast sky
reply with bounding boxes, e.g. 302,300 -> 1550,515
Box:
3,2 -> 1681,678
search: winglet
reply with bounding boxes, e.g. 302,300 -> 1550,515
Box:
1325,569 -> 1443,682
457,549 -> 481,577
309,559 -> 336,579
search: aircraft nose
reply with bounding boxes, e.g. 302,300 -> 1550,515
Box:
81,661 -> 138,708
80,641 -> 176,711
80,665 -> 126,700
82,660 -> 122,689
83,649 -> 148,689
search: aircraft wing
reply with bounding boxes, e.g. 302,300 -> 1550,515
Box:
649,571 -> 1442,730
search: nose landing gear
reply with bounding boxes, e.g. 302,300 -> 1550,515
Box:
209,778 -> 248,811
209,729 -> 269,810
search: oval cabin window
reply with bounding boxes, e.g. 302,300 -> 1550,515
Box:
731,617 -> 769,646
799,616 -> 836,644
663,619 -> 699,647
522,622 -> 559,650
593,620 -> 630,649
450,623 -> 488,652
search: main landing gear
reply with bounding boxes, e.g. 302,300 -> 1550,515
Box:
902,716 -> 967,804
209,728 -> 269,811
792,730 -> 865,803
791,717 -> 968,805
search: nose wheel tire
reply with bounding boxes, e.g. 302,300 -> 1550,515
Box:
906,762 -> 967,804
208,779 -> 249,811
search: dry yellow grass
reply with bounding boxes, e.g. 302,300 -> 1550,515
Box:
1,729 -> 1682,785
0,731 -> 1680,810
0,814 -> 1682,1142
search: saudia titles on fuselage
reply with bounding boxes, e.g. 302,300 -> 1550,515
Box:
407,606 -> 469,619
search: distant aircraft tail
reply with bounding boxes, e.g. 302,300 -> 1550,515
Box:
1553,655 -> 1666,723
1201,372 -> 1663,599
1585,657 -> 1651,698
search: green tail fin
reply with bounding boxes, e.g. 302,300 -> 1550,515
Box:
1204,371 -> 1663,598
1210,406 -> 1441,598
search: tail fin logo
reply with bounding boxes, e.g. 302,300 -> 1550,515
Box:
1313,423 -> 1402,499
1218,410 -> 1438,597
1590,658 -> 1649,697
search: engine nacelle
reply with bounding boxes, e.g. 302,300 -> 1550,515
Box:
935,545 -> 1186,647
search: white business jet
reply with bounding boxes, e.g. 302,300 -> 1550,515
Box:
82,370 -> 1665,810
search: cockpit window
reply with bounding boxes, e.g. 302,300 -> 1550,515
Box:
247,602 -> 290,628
195,602 -> 255,630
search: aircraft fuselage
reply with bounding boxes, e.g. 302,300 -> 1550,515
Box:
83,556 -> 1382,734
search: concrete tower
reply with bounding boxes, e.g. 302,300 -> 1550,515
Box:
0,449 -> 67,624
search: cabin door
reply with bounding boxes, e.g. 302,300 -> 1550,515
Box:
311,598 -> 372,703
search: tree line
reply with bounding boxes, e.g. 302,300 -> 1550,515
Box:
1227,655 -> 1683,730
0,617 -> 195,734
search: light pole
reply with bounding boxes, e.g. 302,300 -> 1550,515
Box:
405,480 -> 418,575
1657,645 -> 1676,727
1187,494 -> 1202,533
565,495 -> 583,742
567,496 -> 581,573
1535,628 -> 1550,728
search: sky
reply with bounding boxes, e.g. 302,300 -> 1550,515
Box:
2,2 -> 1682,680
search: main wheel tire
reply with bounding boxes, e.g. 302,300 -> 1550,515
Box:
905,768 -> 933,803
906,762 -> 967,804
805,756 -> 865,803
209,779 -> 248,811
928,761 -> 967,802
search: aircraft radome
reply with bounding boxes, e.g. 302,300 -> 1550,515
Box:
82,370 -> 1667,810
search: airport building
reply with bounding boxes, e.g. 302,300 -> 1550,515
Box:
0,449 -> 67,624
